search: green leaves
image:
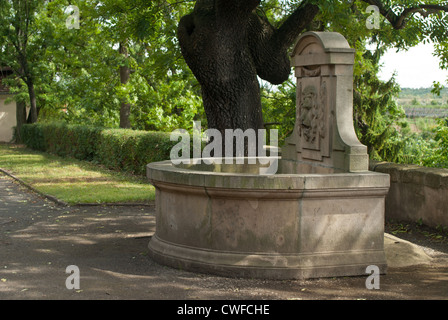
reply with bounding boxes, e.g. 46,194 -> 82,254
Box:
16,0 -> 203,131
261,79 -> 296,144
2,0 -> 447,169
20,122 -> 178,175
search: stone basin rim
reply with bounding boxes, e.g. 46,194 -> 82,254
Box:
146,158 -> 391,190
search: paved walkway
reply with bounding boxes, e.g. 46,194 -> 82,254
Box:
1,173 -> 448,300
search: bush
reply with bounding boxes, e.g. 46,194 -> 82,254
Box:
20,123 -> 47,152
20,122 -> 176,175
425,118 -> 448,168
96,129 -> 174,175
20,122 -> 102,161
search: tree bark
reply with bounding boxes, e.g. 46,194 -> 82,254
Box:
119,41 -> 131,129
15,100 -> 27,142
25,78 -> 38,123
177,0 -> 319,136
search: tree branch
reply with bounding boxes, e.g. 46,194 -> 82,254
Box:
361,0 -> 448,29
274,1 -> 319,48
246,1 -> 319,85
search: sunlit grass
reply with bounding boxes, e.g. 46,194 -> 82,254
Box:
0,143 -> 155,205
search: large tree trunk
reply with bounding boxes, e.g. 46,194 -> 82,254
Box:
15,100 -> 27,143
177,0 -> 319,137
26,79 -> 38,124
119,41 -> 132,129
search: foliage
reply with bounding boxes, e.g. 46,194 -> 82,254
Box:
373,117 -> 448,168
3,0 -> 448,167
260,80 -> 296,143
422,118 -> 448,168
0,0 -> 45,123
20,122 -> 178,175
96,128 -> 175,175
261,1 -> 404,157
260,0 -> 448,166
19,122 -> 102,160
1,0 -> 204,131
352,55 -> 404,162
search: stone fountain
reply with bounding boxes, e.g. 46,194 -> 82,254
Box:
146,32 -> 390,279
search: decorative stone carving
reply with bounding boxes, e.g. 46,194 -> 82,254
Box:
298,83 -> 326,150
282,31 -> 368,172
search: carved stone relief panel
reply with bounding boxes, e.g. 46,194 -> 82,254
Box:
296,75 -> 331,161
283,31 -> 368,172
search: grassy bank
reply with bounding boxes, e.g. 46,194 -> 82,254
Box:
0,143 -> 155,205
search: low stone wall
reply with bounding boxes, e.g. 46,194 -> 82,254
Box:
370,161 -> 448,228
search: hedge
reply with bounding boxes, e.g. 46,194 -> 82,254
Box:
20,122 -> 176,176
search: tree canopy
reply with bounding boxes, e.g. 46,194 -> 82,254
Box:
0,0 -> 447,161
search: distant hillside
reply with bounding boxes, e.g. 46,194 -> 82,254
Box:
398,87 -> 448,107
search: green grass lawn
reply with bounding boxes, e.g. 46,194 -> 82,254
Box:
0,143 -> 155,205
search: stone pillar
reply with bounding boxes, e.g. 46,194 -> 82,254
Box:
282,32 -> 368,173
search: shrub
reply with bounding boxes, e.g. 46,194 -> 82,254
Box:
20,123 -> 176,176
20,123 -> 47,151
95,129 -> 174,175
20,122 -> 102,161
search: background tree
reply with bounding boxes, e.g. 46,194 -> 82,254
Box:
177,0 -> 320,140
0,0 -> 42,124
177,0 -> 448,140
92,0 -> 161,129
2,0 -> 448,164
37,0 -> 202,132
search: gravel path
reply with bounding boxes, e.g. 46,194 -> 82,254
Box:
1,173 -> 448,300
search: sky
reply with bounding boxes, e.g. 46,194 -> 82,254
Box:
377,43 -> 448,89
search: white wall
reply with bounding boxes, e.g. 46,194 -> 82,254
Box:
0,95 -> 16,142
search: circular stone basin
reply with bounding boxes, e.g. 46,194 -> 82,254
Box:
146,157 -> 389,279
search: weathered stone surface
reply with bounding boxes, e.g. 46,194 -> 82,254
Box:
283,31 -> 368,172
147,159 -> 389,279
384,234 -> 432,268
371,161 -> 448,228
